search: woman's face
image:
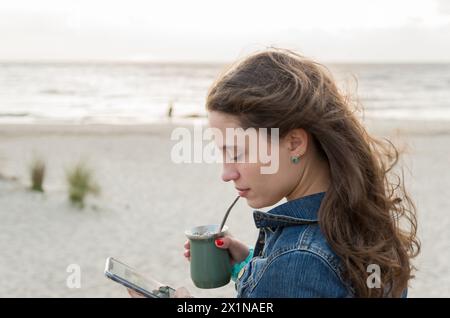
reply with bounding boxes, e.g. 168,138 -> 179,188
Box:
208,111 -> 304,209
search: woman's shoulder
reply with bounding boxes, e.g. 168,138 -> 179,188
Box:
274,224 -> 345,278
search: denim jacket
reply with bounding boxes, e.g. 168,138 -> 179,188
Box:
236,192 -> 352,298
236,192 -> 408,298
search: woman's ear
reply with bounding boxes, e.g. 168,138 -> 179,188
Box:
287,128 -> 308,156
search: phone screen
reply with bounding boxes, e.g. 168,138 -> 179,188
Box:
105,257 -> 174,298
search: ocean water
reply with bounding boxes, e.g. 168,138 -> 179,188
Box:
0,62 -> 449,124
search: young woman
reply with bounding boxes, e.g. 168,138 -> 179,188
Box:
134,48 -> 420,298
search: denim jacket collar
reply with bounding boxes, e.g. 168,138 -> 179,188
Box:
253,192 -> 326,229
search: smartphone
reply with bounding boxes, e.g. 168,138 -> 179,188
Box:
104,257 -> 175,298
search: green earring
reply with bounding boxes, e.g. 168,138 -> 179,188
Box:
291,155 -> 300,164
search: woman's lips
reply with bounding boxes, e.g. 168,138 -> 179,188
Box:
236,188 -> 250,197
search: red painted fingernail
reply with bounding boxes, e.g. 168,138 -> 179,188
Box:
215,239 -> 224,246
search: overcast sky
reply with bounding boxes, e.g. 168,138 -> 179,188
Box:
1,0 -> 449,63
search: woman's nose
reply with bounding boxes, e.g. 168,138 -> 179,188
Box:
221,165 -> 240,182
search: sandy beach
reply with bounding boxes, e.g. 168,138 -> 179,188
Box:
0,118 -> 449,297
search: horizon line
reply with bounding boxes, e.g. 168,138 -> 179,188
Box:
1,58 -> 450,65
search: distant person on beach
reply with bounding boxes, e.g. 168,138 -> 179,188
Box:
132,48 -> 420,298
167,100 -> 173,118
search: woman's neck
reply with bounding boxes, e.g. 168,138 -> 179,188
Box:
286,158 -> 331,201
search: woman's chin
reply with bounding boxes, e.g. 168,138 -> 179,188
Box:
245,195 -> 281,209
245,197 -> 266,209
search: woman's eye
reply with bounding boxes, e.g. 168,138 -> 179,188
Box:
223,148 -> 244,162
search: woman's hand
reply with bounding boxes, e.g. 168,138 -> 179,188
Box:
127,288 -> 145,298
184,236 -> 250,265
173,287 -> 193,298
127,287 -> 192,298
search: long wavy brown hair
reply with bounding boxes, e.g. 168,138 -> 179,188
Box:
206,48 -> 420,297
